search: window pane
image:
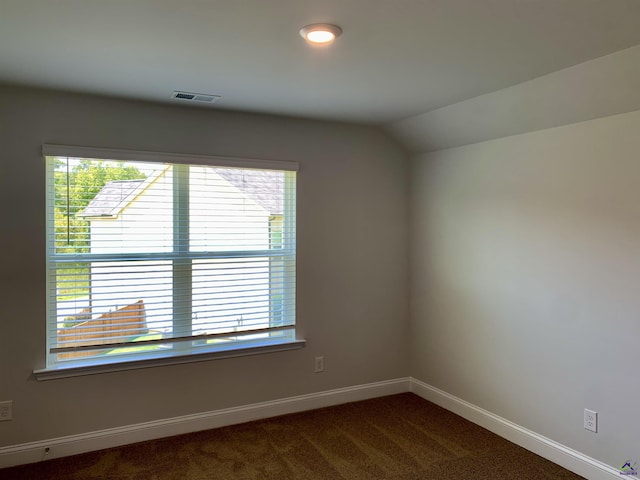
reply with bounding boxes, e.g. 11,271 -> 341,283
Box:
190,167 -> 284,252
52,157 -> 173,255
46,152 -> 296,368
53,260 -> 173,361
192,258 -> 271,334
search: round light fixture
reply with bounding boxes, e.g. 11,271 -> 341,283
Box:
299,24 -> 342,45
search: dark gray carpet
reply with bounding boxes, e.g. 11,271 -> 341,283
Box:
0,393 -> 584,479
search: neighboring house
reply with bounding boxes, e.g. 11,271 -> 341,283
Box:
72,165 -> 284,341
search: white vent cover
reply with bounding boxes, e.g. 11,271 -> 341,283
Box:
171,91 -> 221,103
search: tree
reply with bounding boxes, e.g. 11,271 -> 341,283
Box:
54,159 -> 146,254
53,159 -> 147,301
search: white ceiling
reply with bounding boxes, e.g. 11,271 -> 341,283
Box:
2,0 -> 640,125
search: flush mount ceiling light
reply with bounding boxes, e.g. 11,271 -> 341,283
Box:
299,23 -> 342,45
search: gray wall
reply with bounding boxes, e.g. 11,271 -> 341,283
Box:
4,55 -> 636,473
0,84 -> 409,446
409,109 -> 640,468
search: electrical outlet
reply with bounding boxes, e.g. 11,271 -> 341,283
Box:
314,356 -> 324,373
584,409 -> 597,432
0,401 -> 12,421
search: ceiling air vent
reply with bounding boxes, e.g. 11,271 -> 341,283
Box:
171,91 -> 221,104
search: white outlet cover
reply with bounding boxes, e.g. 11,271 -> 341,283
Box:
584,408 -> 597,432
0,400 -> 12,421
314,356 -> 324,372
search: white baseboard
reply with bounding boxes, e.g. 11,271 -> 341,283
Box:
410,378 -> 620,480
0,377 -> 621,480
0,377 -> 410,469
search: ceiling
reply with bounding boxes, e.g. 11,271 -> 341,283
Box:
2,0 -> 640,125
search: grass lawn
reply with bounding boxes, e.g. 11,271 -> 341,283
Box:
105,332 -> 163,355
104,332 -> 230,356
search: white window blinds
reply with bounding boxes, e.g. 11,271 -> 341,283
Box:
44,145 -> 297,369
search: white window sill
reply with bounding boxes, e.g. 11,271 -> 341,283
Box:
34,338 -> 306,381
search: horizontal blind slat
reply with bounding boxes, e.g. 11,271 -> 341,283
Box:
51,325 -> 295,353
42,145 -> 299,171
46,153 -> 296,365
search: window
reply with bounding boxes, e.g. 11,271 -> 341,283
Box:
40,145 -> 300,377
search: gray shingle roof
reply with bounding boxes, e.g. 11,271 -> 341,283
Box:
79,179 -> 145,217
79,167 -> 284,218
215,168 -> 283,215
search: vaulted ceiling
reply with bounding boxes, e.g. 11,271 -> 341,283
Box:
2,0 -> 640,128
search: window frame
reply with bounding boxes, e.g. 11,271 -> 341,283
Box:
35,145 -> 304,381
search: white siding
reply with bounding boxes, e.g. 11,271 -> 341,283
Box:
86,166 -> 272,336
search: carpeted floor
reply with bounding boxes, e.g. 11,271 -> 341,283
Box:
0,393 -> 584,480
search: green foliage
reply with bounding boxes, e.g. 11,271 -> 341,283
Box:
53,159 -> 146,300
56,262 -> 91,302
54,159 -> 146,255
